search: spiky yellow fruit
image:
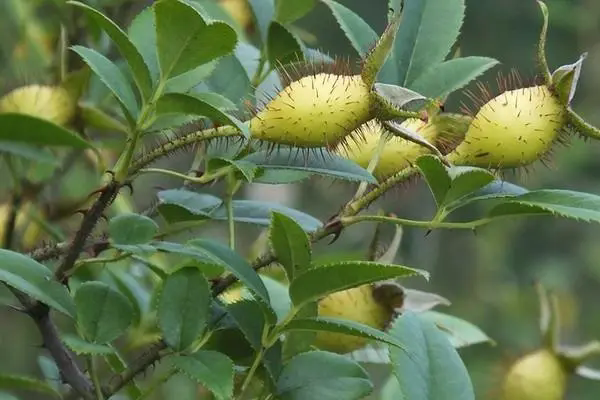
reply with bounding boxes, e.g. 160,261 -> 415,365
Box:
448,86 -> 566,168
502,349 -> 567,400
315,284 -> 392,353
337,118 -> 440,180
250,74 -> 372,147
220,0 -> 253,29
0,84 -> 75,126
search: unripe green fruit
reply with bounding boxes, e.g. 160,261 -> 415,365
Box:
0,84 -> 75,126
315,284 -> 392,354
502,349 -> 567,400
250,73 -> 372,148
337,118 -> 440,180
448,86 -> 566,168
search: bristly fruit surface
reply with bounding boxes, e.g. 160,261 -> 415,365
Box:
448,85 -> 566,168
337,118 -> 441,180
250,73 -> 372,148
0,84 -> 75,126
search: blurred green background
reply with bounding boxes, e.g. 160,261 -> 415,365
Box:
1,0 -> 599,399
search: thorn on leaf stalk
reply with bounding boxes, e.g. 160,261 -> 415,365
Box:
73,209 -> 88,217
324,217 -> 344,244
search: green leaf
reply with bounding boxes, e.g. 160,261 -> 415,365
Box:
154,0 -> 237,79
71,45 -> 139,120
227,300 -> 282,380
158,267 -> 210,351
321,0 -> 377,58
395,0 -> 465,85
270,212 -> 311,281
410,56 -> 499,99
0,114 -> 90,148
207,158 -> 258,182
388,312 -> 475,400
403,288 -> 451,312
361,9 -> 402,87
262,275 -> 292,323
80,103 -> 128,134
0,375 -> 62,399
289,261 -> 428,308
69,1 -> 153,99
187,239 -> 271,307
108,213 -> 158,245
255,169 -> 312,184
172,351 -> 234,400
444,166 -> 495,205
416,154 -> 450,207
190,92 -> 237,111
275,0 -> 315,24
282,317 -> 405,349
267,21 -> 304,67
165,62 -> 218,93
243,149 -> 377,183
157,189 -> 222,221
552,54 -> 586,105
205,54 -> 252,106
420,311 -> 493,348
0,141 -> 58,165
0,249 -> 75,317
488,189 -> 600,223
373,83 -> 427,112
276,351 -> 373,400
128,7 -> 159,83
156,92 -> 249,137
75,281 -> 133,343
61,334 -> 115,355
447,180 -> 528,210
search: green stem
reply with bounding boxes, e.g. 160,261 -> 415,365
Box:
71,252 -> 131,275
89,356 -> 104,400
251,55 -> 268,87
128,125 -> 242,177
536,0 -> 552,85
138,166 -> 232,184
340,214 -> 493,230
567,108 -> 600,139
225,172 -> 237,250
353,134 -> 388,200
238,348 -> 265,399
136,368 -> 177,400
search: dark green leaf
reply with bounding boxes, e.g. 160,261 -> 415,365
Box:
389,312 -> 475,400
275,0 -> 315,24
410,56 -> 499,99
108,213 -> 158,245
165,62 -> 217,93
488,189 -> 600,223
157,189 -> 222,221
128,7 -> 159,83
420,311 -> 493,348
157,267 -> 210,350
154,0 -> 237,79
448,180 -> 528,210
321,0 -> 377,58
0,114 -> 90,148
243,149 -> 377,183
0,249 -> 75,317
282,317 -> 405,349
267,22 -> 303,66
394,0 -> 466,85
444,166 -> 495,205
69,1 -> 153,99
254,169 -> 312,184
276,351 -> 372,400
0,375 -> 62,399
80,103 -> 128,133
75,282 -> 133,343
0,141 -> 58,165
205,54 -> 252,106
156,92 -> 249,137
172,351 -> 234,400
270,212 -> 311,281
61,334 -> 115,355
416,155 -> 451,207
289,261 -> 428,308
71,45 -> 139,120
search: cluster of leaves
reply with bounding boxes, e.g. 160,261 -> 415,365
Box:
1,0 -> 600,399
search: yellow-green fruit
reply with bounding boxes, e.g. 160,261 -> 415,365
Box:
315,284 -> 392,353
220,0 -> 253,30
501,349 -> 567,400
448,86 -> 566,168
337,118 -> 440,180
0,84 -> 75,126
250,74 -> 372,148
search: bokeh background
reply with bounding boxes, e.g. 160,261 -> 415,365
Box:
1,0 -> 599,399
